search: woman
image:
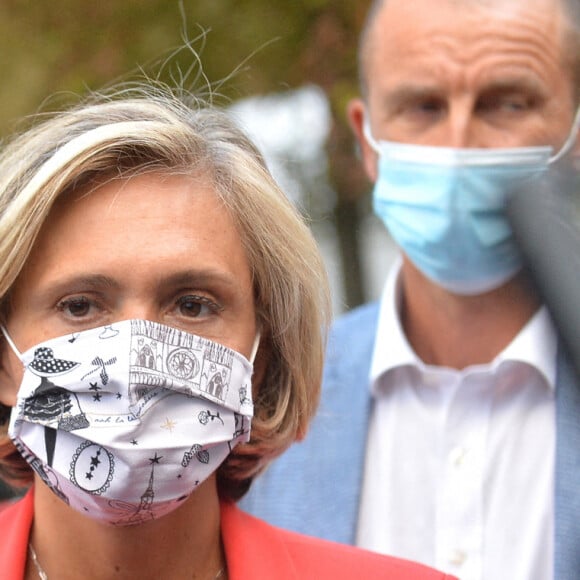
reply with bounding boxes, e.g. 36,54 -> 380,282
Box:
0,85 -> 454,579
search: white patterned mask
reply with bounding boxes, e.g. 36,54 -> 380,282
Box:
3,320 -> 257,525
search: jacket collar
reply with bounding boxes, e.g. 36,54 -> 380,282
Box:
0,489 -> 301,580
0,487 -> 32,580
221,500 -> 300,579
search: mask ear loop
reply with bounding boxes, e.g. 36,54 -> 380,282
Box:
249,331 -> 261,365
549,107 -> 580,164
362,116 -> 381,154
0,325 -> 22,361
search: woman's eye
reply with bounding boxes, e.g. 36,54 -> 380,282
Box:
176,295 -> 221,318
57,297 -> 92,318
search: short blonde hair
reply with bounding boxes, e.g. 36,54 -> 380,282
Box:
0,85 -> 331,501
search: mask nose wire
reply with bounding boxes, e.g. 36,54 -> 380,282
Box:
549,107 -> 580,164
0,325 -> 23,360
1,322 -> 261,366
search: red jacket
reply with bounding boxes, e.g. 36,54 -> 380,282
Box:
0,490 -> 455,579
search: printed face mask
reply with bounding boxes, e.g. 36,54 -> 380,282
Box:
3,320 -> 257,526
364,108 -> 580,295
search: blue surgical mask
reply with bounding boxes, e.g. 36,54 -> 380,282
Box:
364,110 -> 580,295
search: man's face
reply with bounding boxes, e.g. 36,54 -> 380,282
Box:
350,0 -> 578,180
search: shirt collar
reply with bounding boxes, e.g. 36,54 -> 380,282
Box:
370,256 -> 418,388
493,306 -> 557,390
370,256 -> 558,393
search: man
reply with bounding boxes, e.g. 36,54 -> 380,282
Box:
241,1 -> 580,579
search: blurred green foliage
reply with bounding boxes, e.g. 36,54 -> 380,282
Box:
0,1 -> 369,136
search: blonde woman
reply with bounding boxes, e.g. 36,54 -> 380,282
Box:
0,86 -> 454,580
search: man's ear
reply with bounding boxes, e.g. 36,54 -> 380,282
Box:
346,97 -> 379,182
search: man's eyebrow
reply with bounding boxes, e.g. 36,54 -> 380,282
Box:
380,84 -> 445,107
477,76 -> 548,99
380,76 -> 548,105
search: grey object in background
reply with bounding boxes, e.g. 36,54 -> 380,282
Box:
507,168 -> 580,378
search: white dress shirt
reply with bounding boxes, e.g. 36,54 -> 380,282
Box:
356,259 -> 556,580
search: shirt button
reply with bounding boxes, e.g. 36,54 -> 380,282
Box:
448,549 -> 467,566
449,446 -> 469,466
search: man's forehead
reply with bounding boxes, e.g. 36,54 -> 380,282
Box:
376,0 -> 561,13
366,0 -> 567,62
370,0 -> 565,37
359,0 -> 575,111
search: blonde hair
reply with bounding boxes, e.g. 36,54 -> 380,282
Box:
0,85 -> 331,501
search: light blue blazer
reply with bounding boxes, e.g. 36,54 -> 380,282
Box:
241,302 -> 580,580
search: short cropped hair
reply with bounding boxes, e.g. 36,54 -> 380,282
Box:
0,85 -> 331,501
358,0 -> 580,104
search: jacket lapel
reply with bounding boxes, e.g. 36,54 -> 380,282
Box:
554,343 -> 580,580
315,302 -> 378,543
221,501 -> 300,579
0,488 -> 33,580
239,302 -> 378,544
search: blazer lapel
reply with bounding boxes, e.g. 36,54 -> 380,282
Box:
315,302 -> 379,543
554,343 -> 580,580
221,501 -> 300,579
240,302 -> 378,544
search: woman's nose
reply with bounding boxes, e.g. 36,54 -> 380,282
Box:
115,302 -> 160,324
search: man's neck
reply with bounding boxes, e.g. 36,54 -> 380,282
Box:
400,259 -> 541,369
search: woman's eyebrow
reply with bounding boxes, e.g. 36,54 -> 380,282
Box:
35,274 -> 121,297
154,269 -> 240,291
41,269 -> 238,291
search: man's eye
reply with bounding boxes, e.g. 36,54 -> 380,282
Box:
478,94 -> 532,114
397,98 -> 446,121
57,297 -> 92,317
416,99 -> 445,113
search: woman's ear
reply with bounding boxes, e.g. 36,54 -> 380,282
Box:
0,340 -> 19,408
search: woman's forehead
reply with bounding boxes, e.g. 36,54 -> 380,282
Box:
16,173 -> 251,293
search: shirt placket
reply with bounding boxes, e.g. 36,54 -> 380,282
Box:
436,371 -> 491,580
